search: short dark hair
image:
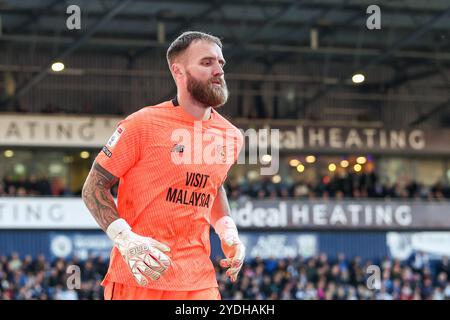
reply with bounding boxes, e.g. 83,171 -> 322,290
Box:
166,31 -> 222,65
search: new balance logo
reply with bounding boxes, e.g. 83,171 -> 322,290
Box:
171,144 -> 185,153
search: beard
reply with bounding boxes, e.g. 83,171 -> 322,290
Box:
186,71 -> 229,108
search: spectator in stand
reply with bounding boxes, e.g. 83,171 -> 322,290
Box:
1,175 -> 72,196
3,170 -> 449,200
1,252 -> 449,300
223,174 -> 450,201
436,256 -> 450,279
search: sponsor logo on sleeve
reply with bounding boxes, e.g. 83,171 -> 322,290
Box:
102,146 -> 112,157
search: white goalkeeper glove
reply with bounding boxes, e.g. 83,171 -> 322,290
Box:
214,216 -> 245,283
106,218 -> 171,287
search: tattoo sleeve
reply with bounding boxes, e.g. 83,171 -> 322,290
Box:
82,161 -> 120,232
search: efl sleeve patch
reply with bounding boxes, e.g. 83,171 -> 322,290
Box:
106,126 -> 125,149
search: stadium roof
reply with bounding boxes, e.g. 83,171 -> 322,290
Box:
1,0 -> 450,124
1,0 -> 449,60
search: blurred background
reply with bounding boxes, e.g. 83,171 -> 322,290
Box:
1,0 -> 450,300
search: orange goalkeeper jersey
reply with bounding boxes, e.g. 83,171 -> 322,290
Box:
95,98 -> 243,291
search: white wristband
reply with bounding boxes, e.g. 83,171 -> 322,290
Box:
106,218 -> 131,241
214,216 -> 238,240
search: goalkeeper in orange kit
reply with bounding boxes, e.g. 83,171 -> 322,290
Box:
81,31 -> 245,300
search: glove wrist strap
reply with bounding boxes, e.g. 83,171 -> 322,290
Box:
214,216 -> 238,240
106,218 -> 131,241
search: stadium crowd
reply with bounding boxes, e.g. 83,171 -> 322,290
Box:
2,172 -> 449,200
0,175 -> 71,197
224,173 -> 450,201
1,252 -> 449,300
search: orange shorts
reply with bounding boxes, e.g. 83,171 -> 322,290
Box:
103,281 -> 221,300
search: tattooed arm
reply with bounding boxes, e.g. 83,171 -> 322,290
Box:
82,161 -> 171,285
81,161 -> 120,232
